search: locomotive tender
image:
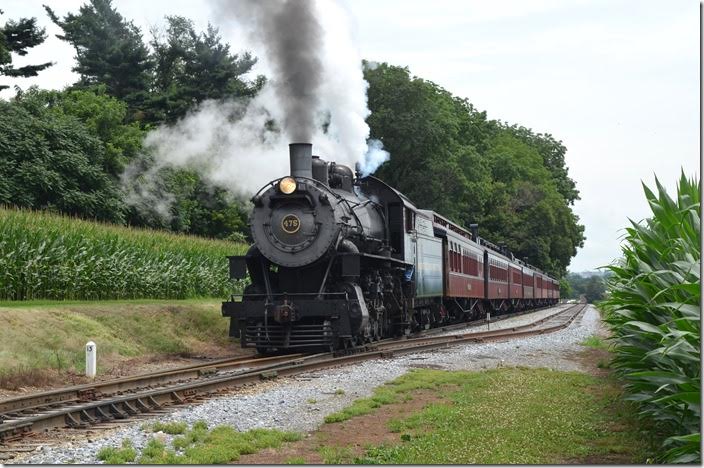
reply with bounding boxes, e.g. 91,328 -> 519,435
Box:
222,143 -> 559,352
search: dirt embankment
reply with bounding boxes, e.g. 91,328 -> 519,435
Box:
0,300 -> 252,397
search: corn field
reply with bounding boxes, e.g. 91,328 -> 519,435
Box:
0,208 -> 248,300
601,172 -> 700,463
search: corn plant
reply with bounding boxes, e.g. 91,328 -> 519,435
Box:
0,208 -> 248,301
601,172 -> 700,463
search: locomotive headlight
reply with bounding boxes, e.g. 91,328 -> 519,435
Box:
279,177 -> 297,194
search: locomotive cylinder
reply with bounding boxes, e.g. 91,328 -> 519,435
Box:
289,143 -> 313,179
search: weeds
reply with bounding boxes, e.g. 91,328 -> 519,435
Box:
580,335 -> 609,350
132,421 -> 301,464
150,421 -> 187,434
96,439 -> 137,464
318,445 -> 355,464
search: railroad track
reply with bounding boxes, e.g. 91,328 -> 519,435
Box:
0,302 -> 587,451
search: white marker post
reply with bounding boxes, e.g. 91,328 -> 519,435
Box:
85,341 -> 97,379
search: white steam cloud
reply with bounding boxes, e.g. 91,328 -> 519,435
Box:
124,0 -> 390,218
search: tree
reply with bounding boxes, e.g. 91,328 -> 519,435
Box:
480,132 -> 584,275
0,10 -> 53,90
364,62 -> 585,276
502,125 -> 580,204
583,275 -> 606,303
0,88 -> 125,222
44,0 -> 152,117
39,86 -> 144,177
124,165 -> 249,240
559,277 -> 572,298
147,15 -> 263,123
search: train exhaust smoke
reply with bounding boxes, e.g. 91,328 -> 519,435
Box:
123,0 -> 390,220
222,0 -> 323,143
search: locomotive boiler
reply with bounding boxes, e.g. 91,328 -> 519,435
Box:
222,143 -> 560,352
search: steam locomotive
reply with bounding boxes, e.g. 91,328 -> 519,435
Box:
222,143 -> 560,352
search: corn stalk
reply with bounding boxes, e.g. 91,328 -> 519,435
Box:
0,208 -> 248,301
601,172 -> 700,463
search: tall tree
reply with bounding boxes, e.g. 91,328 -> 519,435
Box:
44,0 -> 151,118
364,62 -> 585,276
147,15 -> 263,123
0,10 -> 53,90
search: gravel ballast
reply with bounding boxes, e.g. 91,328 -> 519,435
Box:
12,304 -> 602,464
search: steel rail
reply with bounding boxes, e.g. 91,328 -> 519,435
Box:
0,303 -> 586,444
0,353 -> 306,416
381,302 -> 579,350
419,302 -> 570,337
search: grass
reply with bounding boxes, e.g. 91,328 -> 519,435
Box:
323,368 -> 458,424
580,335 -> 609,350
601,172 -> 700,463
135,421 -> 301,464
0,207 -> 247,301
96,439 -> 137,464
149,421 -> 188,434
0,297 -> 219,309
0,301 -> 234,388
323,367 -> 653,464
319,445 -> 356,464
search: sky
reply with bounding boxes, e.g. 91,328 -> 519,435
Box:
1,0 -> 700,272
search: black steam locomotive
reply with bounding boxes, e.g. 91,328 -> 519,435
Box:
222,143 -> 559,352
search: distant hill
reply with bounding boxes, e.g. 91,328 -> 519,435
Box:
572,270 -> 608,278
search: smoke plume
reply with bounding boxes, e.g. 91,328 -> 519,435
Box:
124,0 -> 390,220
223,0 -> 323,142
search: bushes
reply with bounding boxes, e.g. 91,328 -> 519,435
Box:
0,207 -> 246,300
601,172 -> 700,463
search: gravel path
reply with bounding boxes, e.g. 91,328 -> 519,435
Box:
11,304 -> 600,464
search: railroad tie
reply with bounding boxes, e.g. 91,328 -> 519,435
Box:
147,396 -> 162,410
108,403 -> 128,419
79,409 -> 97,425
64,412 -> 86,429
121,401 -> 139,416
135,398 -> 151,413
94,406 -> 113,422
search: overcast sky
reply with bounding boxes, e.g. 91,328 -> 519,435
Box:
2,0 -> 700,272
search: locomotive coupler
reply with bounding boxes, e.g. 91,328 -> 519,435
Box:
273,301 -> 298,323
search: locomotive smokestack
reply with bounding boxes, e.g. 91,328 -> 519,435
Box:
289,143 -> 313,179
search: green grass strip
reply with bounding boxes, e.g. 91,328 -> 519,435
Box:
325,367 -> 653,464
